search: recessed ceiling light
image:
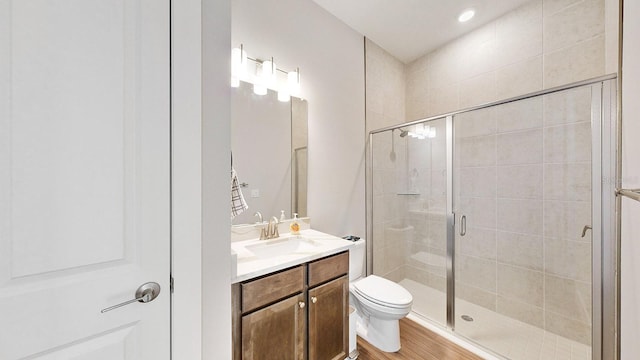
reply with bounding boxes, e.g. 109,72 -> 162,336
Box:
458,9 -> 475,23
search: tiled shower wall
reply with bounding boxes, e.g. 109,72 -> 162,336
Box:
370,129 -> 407,282
405,0 -> 609,121
365,40 -> 405,134
368,39 -> 407,282
367,0 -> 610,346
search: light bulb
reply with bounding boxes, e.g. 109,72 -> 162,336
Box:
288,70 -> 300,96
253,83 -> 267,95
231,47 -> 247,77
278,89 -> 290,102
261,60 -> 277,89
252,60 -> 268,95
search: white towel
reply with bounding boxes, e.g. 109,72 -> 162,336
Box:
231,168 -> 249,219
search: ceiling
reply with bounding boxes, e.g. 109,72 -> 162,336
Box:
311,0 -> 533,64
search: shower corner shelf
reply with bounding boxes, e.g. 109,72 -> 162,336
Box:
397,192 -> 420,196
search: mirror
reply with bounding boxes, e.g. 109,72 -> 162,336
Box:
231,80 -> 308,225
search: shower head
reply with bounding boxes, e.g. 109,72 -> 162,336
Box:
398,128 -> 409,137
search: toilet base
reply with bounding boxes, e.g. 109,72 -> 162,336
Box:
354,312 -> 401,352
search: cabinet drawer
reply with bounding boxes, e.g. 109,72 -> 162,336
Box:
241,265 -> 305,313
308,251 -> 348,288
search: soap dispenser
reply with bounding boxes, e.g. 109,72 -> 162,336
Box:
280,210 -> 286,222
290,213 -> 301,235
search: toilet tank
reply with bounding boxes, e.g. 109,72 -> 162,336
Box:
348,239 -> 366,282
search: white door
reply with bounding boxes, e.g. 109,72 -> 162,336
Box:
0,0 -> 170,359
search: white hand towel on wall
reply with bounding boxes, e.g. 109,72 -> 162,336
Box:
231,168 -> 249,219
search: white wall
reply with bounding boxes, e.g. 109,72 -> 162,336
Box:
202,0 -> 233,358
232,0 -> 366,238
621,1 -> 640,358
172,1 -> 364,357
171,0 -> 232,359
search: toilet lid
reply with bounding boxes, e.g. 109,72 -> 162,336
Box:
352,275 -> 413,308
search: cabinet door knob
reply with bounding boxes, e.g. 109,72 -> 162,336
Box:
311,296 -> 317,304
298,301 -> 305,309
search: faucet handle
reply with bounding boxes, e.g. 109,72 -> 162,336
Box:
259,226 -> 268,240
254,211 -> 263,224
254,212 -> 270,240
270,217 -> 279,238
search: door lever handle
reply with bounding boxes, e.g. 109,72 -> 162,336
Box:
101,282 -> 161,313
581,225 -> 592,238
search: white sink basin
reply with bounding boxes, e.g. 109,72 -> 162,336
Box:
245,236 -> 320,259
231,229 -> 356,283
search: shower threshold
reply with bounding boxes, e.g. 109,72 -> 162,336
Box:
400,279 -> 592,360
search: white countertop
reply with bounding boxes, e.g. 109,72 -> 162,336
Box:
231,229 -> 355,283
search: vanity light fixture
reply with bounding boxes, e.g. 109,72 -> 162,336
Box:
261,58 -> 277,88
288,68 -> 300,96
231,44 -> 301,102
277,68 -> 301,102
253,59 -> 273,96
458,9 -> 475,23
253,83 -> 268,96
231,45 -> 247,88
277,88 -> 290,102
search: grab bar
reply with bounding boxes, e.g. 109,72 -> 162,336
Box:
617,188 -> 640,202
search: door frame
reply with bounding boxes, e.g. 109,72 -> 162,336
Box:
170,0 -> 232,359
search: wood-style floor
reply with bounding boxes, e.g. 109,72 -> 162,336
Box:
356,318 -> 484,360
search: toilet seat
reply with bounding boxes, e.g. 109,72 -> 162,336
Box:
351,275 -> 413,309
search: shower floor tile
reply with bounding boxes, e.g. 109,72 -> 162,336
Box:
399,279 -> 592,360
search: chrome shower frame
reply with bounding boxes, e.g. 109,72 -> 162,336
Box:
366,74 -> 619,360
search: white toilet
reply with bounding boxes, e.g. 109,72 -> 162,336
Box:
348,238 -> 413,352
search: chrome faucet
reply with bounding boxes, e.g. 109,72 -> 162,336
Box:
267,216 -> 280,239
254,212 -> 268,240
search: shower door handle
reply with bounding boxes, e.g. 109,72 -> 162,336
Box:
460,215 -> 466,236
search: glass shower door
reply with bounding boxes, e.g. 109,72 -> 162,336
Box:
370,118 -> 448,326
452,86 -> 594,359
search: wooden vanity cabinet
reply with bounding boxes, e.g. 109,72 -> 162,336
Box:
307,252 -> 349,360
308,276 -> 348,360
233,265 -> 306,360
241,293 -> 306,360
232,251 -> 349,360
